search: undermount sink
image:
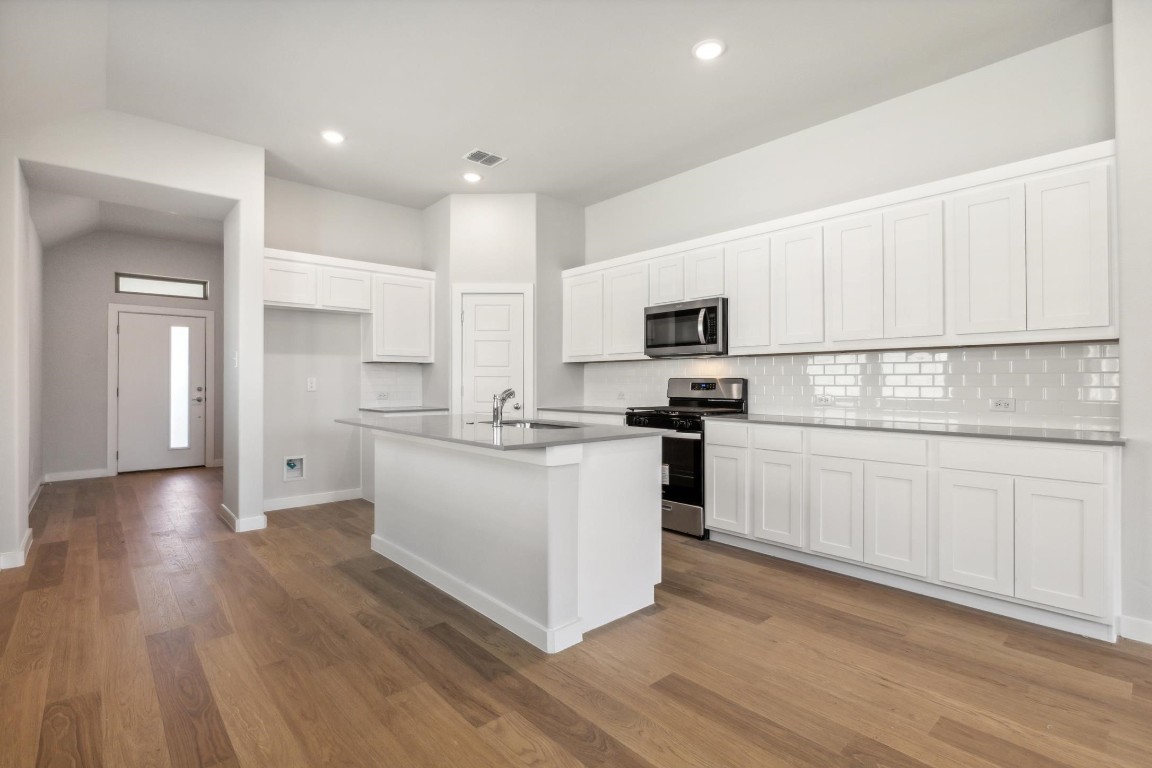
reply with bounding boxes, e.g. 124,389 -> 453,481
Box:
476,419 -> 579,430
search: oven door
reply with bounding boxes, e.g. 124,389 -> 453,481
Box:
662,433 -> 705,537
645,298 -> 727,357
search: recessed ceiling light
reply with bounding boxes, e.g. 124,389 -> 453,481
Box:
463,172 -> 483,183
321,130 -> 345,145
693,39 -> 726,61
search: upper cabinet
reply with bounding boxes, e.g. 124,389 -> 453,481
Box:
318,267 -> 372,312
363,273 -> 434,362
951,183 -> 1027,335
648,246 -> 725,305
560,144 -> 1116,363
264,258 -> 318,307
1025,166 -> 1111,331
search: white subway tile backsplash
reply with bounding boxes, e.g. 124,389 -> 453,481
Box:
360,363 -> 424,407
582,342 -> 1120,431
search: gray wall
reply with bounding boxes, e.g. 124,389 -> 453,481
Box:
265,176 -> 423,267
536,194 -> 584,408
584,26 -> 1114,262
421,196 -> 452,407
1115,1 -> 1152,632
42,230 -> 224,475
263,308 -> 361,503
25,178 -> 43,507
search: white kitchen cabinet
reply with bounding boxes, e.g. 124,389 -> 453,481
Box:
937,469 -> 1014,596
603,264 -> 648,356
771,226 -> 824,345
264,259 -> 318,306
705,444 -> 749,535
563,273 -> 605,359
864,463 -> 927,576
1026,165 -> 1111,331
951,182 -> 1027,335
684,246 -> 725,299
807,456 -> 864,561
725,236 -> 771,350
364,274 -> 434,362
824,214 -> 884,342
319,266 -> 372,311
648,255 -> 685,305
1014,479 -> 1106,615
751,449 -> 803,547
884,200 -> 944,339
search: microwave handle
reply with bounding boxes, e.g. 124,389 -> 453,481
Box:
697,308 -> 707,344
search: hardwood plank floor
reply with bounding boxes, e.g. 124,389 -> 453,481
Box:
1,467 -> 1149,767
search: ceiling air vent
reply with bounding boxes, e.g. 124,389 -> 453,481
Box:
463,148 -> 507,167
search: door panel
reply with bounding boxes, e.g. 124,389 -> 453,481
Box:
771,227 -> 824,345
373,275 -> 433,358
684,246 -> 725,299
462,294 -> 525,415
864,463 -> 927,576
884,200 -> 944,339
751,449 -> 803,547
937,470 -> 1014,595
825,214 -> 884,342
603,264 -> 648,355
726,237 -> 771,349
563,274 -> 604,358
264,260 -> 317,306
807,456 -> 863,560
705,445 -> 748,534
951,183 -> 1026,334
117,313 -> 207,472
319,267 -> 371,311
649,255 -> 685,305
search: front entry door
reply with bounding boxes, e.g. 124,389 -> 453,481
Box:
117,312 -> 207,472
461,294 -> 525,415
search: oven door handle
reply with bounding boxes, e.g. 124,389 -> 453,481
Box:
697,308 -> 707,344
663,431 -> 702,441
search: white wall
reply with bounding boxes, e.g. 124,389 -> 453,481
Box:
265,177 -> 423,267
23,177 -> 43,513
263,308 -> 362,505
421,196 -> 452,407
448,194 -> 538,283
584,26 -> 1115,262
41,231 -> 224,476
536,195 -> 584,408
1114,1 -> 1152,636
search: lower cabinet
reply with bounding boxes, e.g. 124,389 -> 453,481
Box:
751,449 -> 803,547
705,445 -> 749,535
864,463 -> 927,577
807,456 -> 864,560
937,470 -> 1015,596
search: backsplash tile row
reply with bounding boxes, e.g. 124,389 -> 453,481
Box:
361,363 -> 423,407
584,343 -> 1120,431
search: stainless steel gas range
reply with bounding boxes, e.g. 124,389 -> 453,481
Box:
625,377 -> 747,538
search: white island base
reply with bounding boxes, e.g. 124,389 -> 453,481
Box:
368,430 -> 662,653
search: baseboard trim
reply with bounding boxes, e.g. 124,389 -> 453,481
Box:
216,503 -> 267,533
263,488 -> 363,512
44,468 -> 114,482
28,481 -> 44,513
205,458 -> 224,468
1120,615 -> 1152,645
0,529 -> 34,569
371,534 -> 582,653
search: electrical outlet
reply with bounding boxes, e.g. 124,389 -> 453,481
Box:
616,392 -> 626,401
306,377 -> 317,392
815,395 -> 834,406
990,397 -> 1016,412
376,392 -> 390,400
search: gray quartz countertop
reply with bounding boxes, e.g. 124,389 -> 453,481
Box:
358,405 -> 450,414
536,405 -> 629,416
707,414 -> 1125,446
337,413 -> 666,451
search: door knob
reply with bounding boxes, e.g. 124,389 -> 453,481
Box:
513,403 -> 521,410
192,396 -> 204,403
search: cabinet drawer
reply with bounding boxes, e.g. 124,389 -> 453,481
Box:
750,425 -> 803,453
808,430 -> 927,466
705,421 -> 748,448
938,440 -> 1105,484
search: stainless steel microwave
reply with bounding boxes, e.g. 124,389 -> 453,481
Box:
644,297 -> 727,358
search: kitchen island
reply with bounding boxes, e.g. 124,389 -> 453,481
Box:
336,413 -> 666,652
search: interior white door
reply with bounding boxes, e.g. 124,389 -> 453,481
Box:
461,294 -> 526,415
117,312 -> 207,472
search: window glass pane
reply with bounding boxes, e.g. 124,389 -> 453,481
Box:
117,274 -> 207,299
170,326 -> 189,450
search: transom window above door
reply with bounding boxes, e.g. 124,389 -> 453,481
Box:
115,272 -> 208,300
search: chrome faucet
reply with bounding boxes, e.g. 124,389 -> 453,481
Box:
491,388 -> 517,427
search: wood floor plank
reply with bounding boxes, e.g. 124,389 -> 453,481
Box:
133,565 -> 187,637
478,710 -> 587,768
0,667 -> 50,768
26,541 -> 69,591
99,610 -> 173,768
930,716 -> 1077,768
145,626 -> 238,768
167,569 -> 232,642
35,692 -> 104,768
0,589 -> 62,683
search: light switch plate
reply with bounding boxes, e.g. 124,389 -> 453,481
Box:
306,377 -> 317,392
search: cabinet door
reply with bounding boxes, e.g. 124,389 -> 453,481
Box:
603,264 -> 648,355
563,274 -> 604,359
319,266 -> 372,311
725,236 -> 771,349
951,183 -> 1026,335
264,259 -> 317,306
771,226 -> 824,345
824,214 -> 884,342
1014,479 -> 1106,615
807,456 -> 863,561
649,255 -> 684,305
884,200 -> 944,339
684,246 -> 725,299
864,463 -> 927,576
373,275 -> 433,359
937,470 -> 1014,596
1026,165 -> 1111,331
751,449 -> 803,547
705,445 -> 749,535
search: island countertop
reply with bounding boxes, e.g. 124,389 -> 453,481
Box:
337,412 -> 666,451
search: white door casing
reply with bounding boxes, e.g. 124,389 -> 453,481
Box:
460,292 -> 527,416
116,312 -> 207,472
